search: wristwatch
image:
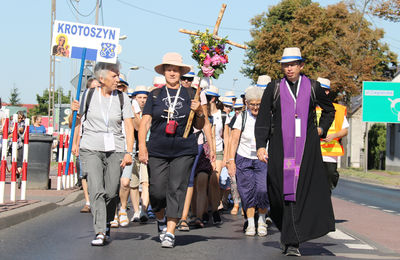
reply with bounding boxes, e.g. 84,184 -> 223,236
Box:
126,152 -> 134,156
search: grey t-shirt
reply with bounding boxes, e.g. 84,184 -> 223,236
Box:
79,88 -> 134,152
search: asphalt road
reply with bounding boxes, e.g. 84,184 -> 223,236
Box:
333,178 -> 400,214
0,200 -> 398,260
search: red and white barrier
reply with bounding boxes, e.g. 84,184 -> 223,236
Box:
57,129 -> 64,190
20,119 -> 30,201
62,129 -> 70,189
0,110 -> 9,204
69,152 -> 74,187
10,114 -> 18,202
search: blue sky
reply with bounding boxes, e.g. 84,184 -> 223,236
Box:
1,0 -> 398,104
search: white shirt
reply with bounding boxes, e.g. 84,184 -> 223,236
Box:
233,110 -> 260,159
131,99 -> 141,114
323,116 -> 349,163
212,110 -> 224,152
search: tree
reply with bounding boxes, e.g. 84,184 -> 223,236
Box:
368,123 -> 386,169
28,88 -> 71,118
371,0 -> 400,22
9,85 -> 21,106
242,0 -> 397,103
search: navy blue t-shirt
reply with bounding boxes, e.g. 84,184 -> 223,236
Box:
142,86 -> 198,158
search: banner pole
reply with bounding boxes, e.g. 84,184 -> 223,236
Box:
64,48 -> 87,179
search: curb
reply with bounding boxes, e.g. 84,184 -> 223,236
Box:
0,190 -> 84,231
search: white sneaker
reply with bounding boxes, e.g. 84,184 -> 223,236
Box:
119,211 -> 129,227
161,233 -> 175,248
131,211 -> 140,222
91,233 -> 106,246
245,225 -> 256,236
257,222 -> 268,237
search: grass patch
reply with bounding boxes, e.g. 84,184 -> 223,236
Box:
338,168 -> 400,188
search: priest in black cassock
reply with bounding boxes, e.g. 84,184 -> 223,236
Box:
255,47 -> 336,257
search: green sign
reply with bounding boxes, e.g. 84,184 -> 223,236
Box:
362,81 -> 400,123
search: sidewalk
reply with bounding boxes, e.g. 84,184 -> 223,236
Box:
0,168 -> 83,230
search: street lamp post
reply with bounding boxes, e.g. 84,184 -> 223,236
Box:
233,78 -> 238,88
127,66 -> 140,84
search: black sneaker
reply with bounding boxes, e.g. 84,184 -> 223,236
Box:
243,220 -> 248,232
212,211 -> 223,225
105,223 -> 111,241
285,245 -> 301,257
202,213 -> 209,224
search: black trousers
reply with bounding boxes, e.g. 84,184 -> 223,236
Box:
148,155 -> 195,219
323,162 -> 339,190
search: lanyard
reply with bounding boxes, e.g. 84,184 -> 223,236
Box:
285,76 -> 302,103
98,88 -> 114,130
165,86 -> 182,121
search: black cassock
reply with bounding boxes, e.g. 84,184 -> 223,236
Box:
255,78 -> 336,245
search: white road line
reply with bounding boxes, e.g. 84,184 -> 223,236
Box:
328,229 -> 355,240
344,243 -> 375,250
367,205 -> 379,209
383,209 -> 395,213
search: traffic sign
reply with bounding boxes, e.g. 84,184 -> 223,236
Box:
70,68 -> 93,91
362,81 -> 400,123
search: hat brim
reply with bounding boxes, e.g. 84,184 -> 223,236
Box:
278,58 -> 305,63
154,62 -> 191,75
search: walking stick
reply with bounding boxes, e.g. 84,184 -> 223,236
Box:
183,77 -> 203,138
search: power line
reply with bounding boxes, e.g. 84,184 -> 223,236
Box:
115,0 -> 248,32
69,0 -> 98,17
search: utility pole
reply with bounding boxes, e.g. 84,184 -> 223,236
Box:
95,0 -> 100,25
48,0 -> 56,133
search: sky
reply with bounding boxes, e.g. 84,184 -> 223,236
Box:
1,0 -> 399,104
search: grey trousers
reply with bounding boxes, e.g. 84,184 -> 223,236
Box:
80,149 -> 124,234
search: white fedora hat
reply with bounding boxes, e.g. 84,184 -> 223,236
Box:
256,75 -> 271,87
234,98 -> 244,108
133,85 -> 149,96
317,77 -> 331,89
127,88 -> 135,97
154,52 -> 191,75
153,76 -> 166,88
224,91 -> 236,99
183,65 -> 196,78
221,96 -> 233,106
278,47 -> 305,63
205,85 -> 220,97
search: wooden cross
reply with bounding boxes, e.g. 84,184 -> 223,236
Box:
180,4 -> 247,138
179,4 -> 248,50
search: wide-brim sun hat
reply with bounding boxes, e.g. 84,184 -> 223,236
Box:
221,97 -> 233,106
257,75 -> 271,87
234,98 -> 244,108
183,65 -> 196,78
317,77 -> 331,89
206,85 -> 220,97
225,91 -> 236,99
133,85 -> 149,96
154,52 -> 191,75
278,47 -> 305,63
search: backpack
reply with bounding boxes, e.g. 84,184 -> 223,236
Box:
82,87 -> 124,122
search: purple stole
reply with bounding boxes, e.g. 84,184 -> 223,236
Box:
280,75 -> 311,201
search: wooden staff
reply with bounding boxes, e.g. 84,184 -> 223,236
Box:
183,78 -> 203,138
213,4 -> 227,36
179,29 -> 248,50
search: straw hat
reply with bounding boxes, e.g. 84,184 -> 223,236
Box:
118,78 -> 129,88
256,75 -> 271,87
221,96 -> 233,106
234,98 -> 244,108
133,85 -> 149,96
127,88 -> 135,97
225,91 -> 236,99
317,77 -> 331,89
153,76 -> 166,88
278,47 -> 305,63
205,85 -> 219,97
183,66 -> 196,78
154,52 -> 191,75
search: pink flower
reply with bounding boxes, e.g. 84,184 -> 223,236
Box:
201,65 -> 215,77
203,54 -> 212,67
211,54 -> 226,66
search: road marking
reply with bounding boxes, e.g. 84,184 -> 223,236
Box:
344,243 -> 375,250
367,205 -> 379,209
383,209 -> 395,213
328,229 -> 355,240
335,253 -> 400,259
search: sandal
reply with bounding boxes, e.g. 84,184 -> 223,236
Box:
193,217 -> 204,228
177,219 -> 190,231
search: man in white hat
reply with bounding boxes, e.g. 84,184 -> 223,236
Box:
255,47 -> 336,256
316,77 -> 349,191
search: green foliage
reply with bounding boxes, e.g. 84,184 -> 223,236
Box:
368,123 -> 386,170
242,0 -> 397,104
28,88 -> 71,118
9,86 -> 21,106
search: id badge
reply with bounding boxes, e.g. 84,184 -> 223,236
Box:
295,118 -> 301,137
104,132 -> 116,151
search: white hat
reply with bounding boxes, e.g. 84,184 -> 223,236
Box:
221,96 -> 233,106
278,47 -> 305,63
191,76 -> 201,89
225,91 -> 236,99
183,65 -> 196,78
256,75 -> 271,87
153,76 -> 166,88
127,88 -> 135,96
234,98 -> 244,108
199,77 -> 212,89
241,86 -> 254,98
133,85 -> 149,96
317,77 -> 331,89
205,85 -> 219,97
154,52 -> 191,75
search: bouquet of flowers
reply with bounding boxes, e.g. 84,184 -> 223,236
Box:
190,29 -> 232,79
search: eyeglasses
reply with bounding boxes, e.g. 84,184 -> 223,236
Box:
248,103 -> 260,108
180,76 -> 194,82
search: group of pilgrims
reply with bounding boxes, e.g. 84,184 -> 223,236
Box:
71,47 -> 347,257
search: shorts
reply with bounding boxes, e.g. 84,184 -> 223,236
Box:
130,158 -> 149,188
121,163 -> 133,179
216,150 -> 224,161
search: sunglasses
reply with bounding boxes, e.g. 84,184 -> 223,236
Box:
180,76 -> 194,82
